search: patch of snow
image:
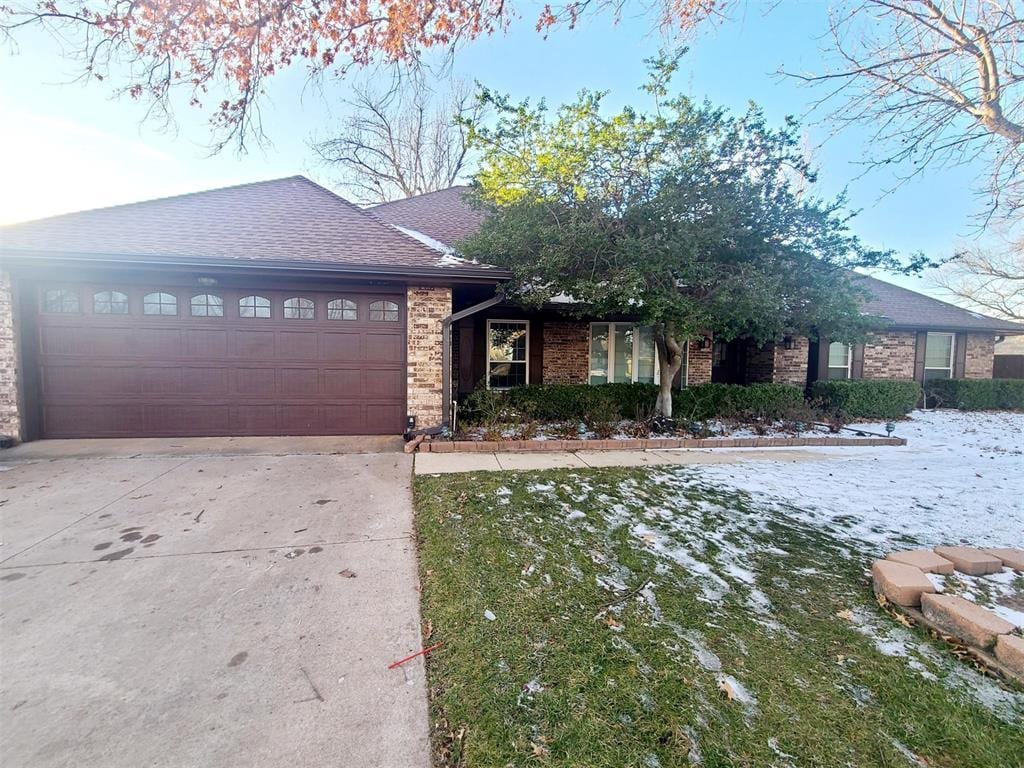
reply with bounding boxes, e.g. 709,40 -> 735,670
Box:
687,410 -> 1024,548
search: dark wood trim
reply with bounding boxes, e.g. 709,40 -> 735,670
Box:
529,320 -> 544,385
814,337 -> 830,382
851,343 -> 865,379
953,332 -> 967,378
913,331 -> 928,383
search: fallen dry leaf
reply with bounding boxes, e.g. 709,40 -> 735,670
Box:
717,678 -> 737,701
836,609 -> 855,621
338,569 -> 357,578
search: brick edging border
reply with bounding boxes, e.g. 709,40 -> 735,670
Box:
419,435 -> 906,453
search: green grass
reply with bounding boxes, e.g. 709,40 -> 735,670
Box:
413,467 -> 1024,768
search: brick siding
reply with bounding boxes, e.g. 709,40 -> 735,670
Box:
0,271 -> 21,440
862,332 -> 917,379
773,337 -> 810,386
406,286 -> 451,427
744,342 -> 775,383
687,340 -> 712,385
964,333 -> 994,378
542,322 -> 590,384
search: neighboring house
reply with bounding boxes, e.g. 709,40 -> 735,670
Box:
0,177 -> 1021,441
994,335 -> 1024,379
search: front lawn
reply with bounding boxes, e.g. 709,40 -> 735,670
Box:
414,467 -> 1023,767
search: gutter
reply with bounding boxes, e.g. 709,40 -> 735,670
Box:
0,248 -> 513,282
407,293 -> 504,438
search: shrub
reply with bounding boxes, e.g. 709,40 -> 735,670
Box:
811,379 -> 921,419
925,378 -> 1024,411
463,382 -> 804,424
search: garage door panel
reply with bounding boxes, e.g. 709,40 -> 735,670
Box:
32,283 -> 407,437
232,368 -> 277,395
322,368 -> 363,396
321,332 -> 362,360
233,330 -> 276,358
185,329 -> 229,358
279,331 -> 319,360
365,333 -> 403,363
279,368 -> 320,396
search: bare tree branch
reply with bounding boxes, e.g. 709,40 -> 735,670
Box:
311,75 -> 483,202
784,0 -> 1024,228
932,235 -> 1024,321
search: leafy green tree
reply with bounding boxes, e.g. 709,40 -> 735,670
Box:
459,55 -> 917,417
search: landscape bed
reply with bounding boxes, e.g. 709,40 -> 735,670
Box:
413,410 -> 1024,767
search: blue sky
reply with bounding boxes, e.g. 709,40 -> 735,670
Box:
0,3 -> 994,299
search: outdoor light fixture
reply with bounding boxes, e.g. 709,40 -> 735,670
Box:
406,415 -> 417,432
885,422 -> 896,437
783,336 -> 794,350
699,337 -> 710,350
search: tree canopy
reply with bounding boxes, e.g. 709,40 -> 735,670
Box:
459,56 -> 918,415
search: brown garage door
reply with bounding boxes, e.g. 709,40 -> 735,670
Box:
29,282 -> 407,437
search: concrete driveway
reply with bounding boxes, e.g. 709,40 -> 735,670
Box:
0,440 -> 428,768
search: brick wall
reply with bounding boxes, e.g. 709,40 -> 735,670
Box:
0,271 -> 21,440
862,332 -> 917,379
964,333 -> 995,378
687,340 -> 712,385
744,342 -> 775,383
542,322 -> 589,384
406,286 -> 451,427
773,337 -> 810,386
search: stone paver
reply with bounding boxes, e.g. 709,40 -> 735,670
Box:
994,634 -> 1024,678
920,594 -> 1015,648
886,549 -> 955,575
871,560 -> 935,607
932,546 -> 1003,576
984,548 -> 1024,571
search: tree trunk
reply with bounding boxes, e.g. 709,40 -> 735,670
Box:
654,329 -> 685,419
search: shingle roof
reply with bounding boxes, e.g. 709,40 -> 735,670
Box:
369,186 -> 486,247
0,176 -> 493,275
854,274 -> 1024,333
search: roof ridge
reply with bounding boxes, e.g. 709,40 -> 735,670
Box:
1,175 -> 310,229
295,177 -> 462,260
369,185 -> 472,210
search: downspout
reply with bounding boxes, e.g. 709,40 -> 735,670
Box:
407,293 -> 504,437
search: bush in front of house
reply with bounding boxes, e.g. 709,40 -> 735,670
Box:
925,378 -> 1024,411
810,379 -> 921,419
461,382 -> 805,425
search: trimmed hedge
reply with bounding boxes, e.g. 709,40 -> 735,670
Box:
463,382 -> 804,424
925,378 -> 1024,411
811,379 -> 921,419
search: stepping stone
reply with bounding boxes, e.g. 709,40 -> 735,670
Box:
984,548 -> 1024,572
994,635 -> 1024,680
921,594 -> 1015,649
871,560 -> 935,607
932,546 -> 1003,576
886,549 -> 954,575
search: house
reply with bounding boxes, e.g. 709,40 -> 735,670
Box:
1,177 -> 1021,441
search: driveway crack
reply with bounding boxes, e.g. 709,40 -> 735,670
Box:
0,456 -> 195,565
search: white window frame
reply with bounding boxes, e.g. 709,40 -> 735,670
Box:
827,341 -> 853,380
924,332 -> 955,379
588,323 -> 661,385
486,319 -> 530,390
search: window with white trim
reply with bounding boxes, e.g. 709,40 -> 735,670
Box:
827,341 -> 852,380
486,320 -> 529,389
589,323 -> 658,384
924,332 -> 955,380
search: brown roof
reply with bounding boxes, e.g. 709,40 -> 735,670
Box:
0,176 -> 498,276
369,186 -> 486,247
854,274 -> 1024,333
